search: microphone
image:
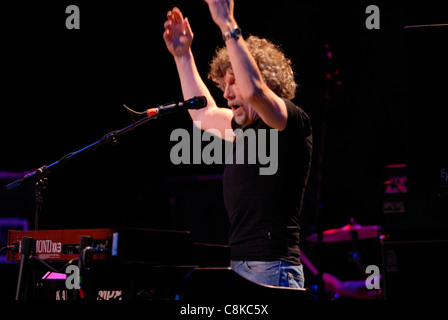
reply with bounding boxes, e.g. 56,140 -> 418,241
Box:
146,96 -> 207,116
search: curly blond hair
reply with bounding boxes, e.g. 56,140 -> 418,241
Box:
208,35 -> 297,100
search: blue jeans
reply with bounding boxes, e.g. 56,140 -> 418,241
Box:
230,260 -> 305,289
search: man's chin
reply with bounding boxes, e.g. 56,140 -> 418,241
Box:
234,115 -> 248,127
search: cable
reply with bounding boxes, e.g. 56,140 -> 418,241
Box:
122,104 -> 147,115
78,247 -> 107,300
30,256 -> 78,273
122,103 -> 148,133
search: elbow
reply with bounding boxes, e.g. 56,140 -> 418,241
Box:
241,84 -> 269,106
241,82 -> 266,104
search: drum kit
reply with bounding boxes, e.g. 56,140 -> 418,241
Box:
304,218 -> 383,275
302,218 -> 384,299
305,218 -> 383,243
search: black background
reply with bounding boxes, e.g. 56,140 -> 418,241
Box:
1,0 -> 447,291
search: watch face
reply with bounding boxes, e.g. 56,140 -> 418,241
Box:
224,27 -> 241,41
233,28 -> 242,38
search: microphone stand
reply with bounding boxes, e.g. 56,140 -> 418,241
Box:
313,43 -> 342,300
6,113 -> 160,230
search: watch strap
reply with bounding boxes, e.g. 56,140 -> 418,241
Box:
222,25 -> 242,42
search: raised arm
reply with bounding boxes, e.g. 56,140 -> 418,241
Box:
203,0 -> 288,131
163,7 -> 234,141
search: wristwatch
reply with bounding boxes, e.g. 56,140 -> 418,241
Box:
222,25 -> 242,42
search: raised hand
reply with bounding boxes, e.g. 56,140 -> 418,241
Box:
163,7 -> 193,57
203,0 -> 236,33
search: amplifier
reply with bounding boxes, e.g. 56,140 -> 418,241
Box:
382,240 -> 448,300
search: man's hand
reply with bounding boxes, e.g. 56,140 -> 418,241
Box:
203,0 -> 237,34
163,7 -> 193,57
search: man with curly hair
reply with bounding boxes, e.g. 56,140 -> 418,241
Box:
163,0 -> 312,288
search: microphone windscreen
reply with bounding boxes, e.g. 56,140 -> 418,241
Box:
187,96 -> 207,110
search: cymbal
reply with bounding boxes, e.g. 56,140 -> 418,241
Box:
306,223 -> 381,243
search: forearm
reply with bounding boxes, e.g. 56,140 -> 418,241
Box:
222,28 -> 266,101
163,6 -> 232,138
214,11 -> 287,129
225,32 -> 287,129
173,50 -> 233,137
174,49 -> 216,109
